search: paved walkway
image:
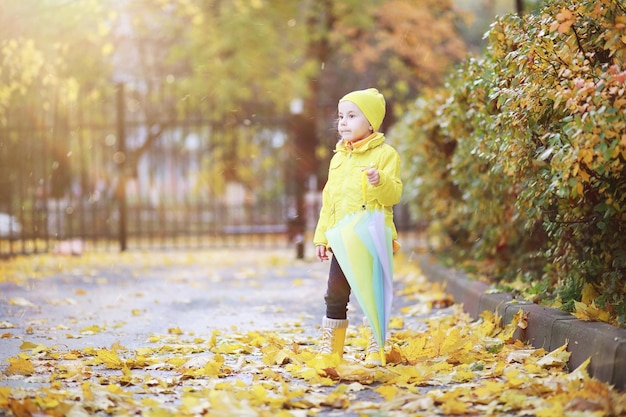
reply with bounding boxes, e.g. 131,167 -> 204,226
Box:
1,250 -> 333,359
1,248 -> 624,416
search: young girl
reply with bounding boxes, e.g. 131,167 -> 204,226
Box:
313,88 -> 403,365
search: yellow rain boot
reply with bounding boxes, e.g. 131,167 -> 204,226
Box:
320,317 -> 348,357
363,317 -> 384,366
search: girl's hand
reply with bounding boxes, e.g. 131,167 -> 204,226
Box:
316,245 -> 329,262
365,168 -> 380,185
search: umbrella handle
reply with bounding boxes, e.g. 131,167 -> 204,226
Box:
362,166 -> 385,212
361,165 -> 373,210
361,169 -> 368,210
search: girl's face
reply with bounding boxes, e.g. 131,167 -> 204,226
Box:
337,101 -> 371,143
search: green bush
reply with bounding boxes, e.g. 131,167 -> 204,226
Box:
394,0 -> 626,326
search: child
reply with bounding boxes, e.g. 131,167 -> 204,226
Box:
313,88 -> 403,365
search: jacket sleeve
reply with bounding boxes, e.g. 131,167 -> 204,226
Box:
313,184 -> 330,246
367,145 -> 402,207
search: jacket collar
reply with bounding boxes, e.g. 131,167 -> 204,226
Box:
335,132 -> 385,154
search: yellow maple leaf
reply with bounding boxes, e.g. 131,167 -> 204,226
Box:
472,380 -> 507,401
572,301 -> 612,323
262,344 -> 292,365
322,386 -> 350,409
451,364 -> 474,382
476,310 -> 499,337
437,392 -> 470,415
440,326 -> 472,357
568,357 -> 591,381
207,390 -> 257,415
202,352 -> 224,377
82,381 -> 94,401
375,385 -> 402,401
208,329 -> 219,349
581,283 -> 599,305
215,341 -> 249,354
388,317 -> 404,329
5,355 -> 35,376
504,369 -> 527,388
19,340 -> 38,350
388,363 -> 431,385
430,324 -> 448,356
0,386 -> 11,408
168,355 -> 189,368
333,361 -> 379,385
572,301 -> 592,321
536,343 -> 571,368
501,308 -> 527,341
168,326 -> 183,335
95,348 -> 125,369
401,335 -> 428,364
248,384 -> 269,405
81,324 -> 104,335
501,389 -> 529,410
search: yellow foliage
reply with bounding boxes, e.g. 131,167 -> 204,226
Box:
5,355 -> 35,376
1,250 -> 626,416
95,349 -> 125,370
537,343 -> 571,368
436,390 -> 471,415
572,301 -> 612,323
375,385 -> 402,401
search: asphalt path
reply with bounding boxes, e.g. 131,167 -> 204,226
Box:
0,248 -> 447,416
0,250 -> 338,358
5,248 -> 599,417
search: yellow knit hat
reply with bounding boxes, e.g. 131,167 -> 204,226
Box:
339,88 -> 386,131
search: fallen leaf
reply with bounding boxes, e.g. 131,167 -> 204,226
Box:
537,343 -> 570,368
9,297 -> 35,307
5,355 -> 35,376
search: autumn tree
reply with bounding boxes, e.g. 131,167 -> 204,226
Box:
0,0 -> 111,205
294,0 -> 469,186
329,0 -> 469,116
105,0 -> 470,193
1,0 -> 471,210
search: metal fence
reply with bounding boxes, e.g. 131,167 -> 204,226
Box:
0,82 -> 418,258
0,82 -> 309,257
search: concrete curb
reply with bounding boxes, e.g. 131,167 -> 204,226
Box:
417,254 -> 626,390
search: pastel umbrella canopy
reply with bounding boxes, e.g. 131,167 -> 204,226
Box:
326,209 -> 394,365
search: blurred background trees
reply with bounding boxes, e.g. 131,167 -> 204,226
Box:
1,0 -> 511,200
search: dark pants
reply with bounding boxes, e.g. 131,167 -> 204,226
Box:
324,255 -> 352,320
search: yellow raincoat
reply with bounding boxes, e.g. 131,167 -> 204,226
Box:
313,132 -> 403,249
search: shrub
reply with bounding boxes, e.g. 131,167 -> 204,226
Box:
394,0 -> 626,326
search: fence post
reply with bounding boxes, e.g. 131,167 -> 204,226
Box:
289,113 -> 317,259
116,83 -> 128,251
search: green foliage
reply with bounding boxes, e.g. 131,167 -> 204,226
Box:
395,0 -> 626,326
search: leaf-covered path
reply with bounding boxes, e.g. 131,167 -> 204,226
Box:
1,249 -> 625,416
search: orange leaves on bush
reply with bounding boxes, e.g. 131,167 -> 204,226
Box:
395,0 -> 626,327
551,8 -> 575,34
